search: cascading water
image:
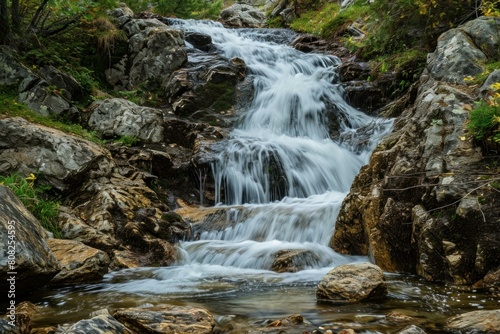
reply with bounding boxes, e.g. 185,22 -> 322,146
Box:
172,20 -> 392,276
104,20 -> 393,293
29,20 -> 500,334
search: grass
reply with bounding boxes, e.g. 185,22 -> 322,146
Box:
115,135 -> 141,146
289,3 -> 341,36
0,85 -> 102,144
0,173 -> 62,238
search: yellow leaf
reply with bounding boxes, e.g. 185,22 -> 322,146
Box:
460,136 -> 466,141
463,104 -> 473,111
490,82 -> 500,91
25,173 -> 37,182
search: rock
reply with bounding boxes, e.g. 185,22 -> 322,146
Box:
446,309 -> 500,333
483,267 -> 500,296
316,262 -> 387,302
0,185 -> 60,295
0,320 -> 18,334
219,4 -> 266,28
107,3 -> 134,26
0,117 -> 114,193
113,305 -> 215,334
426,16 -> 500,83
106,17 -> 187,89
339,62 -> 371,82
47,239 -> 111,285
64,314 -> 133,334
338,330 -> 356,334
331,17 -> 500,283
185,32 -> 213,52
0,45 -> 32,86
39,65 -> 83,101
480,69 -> 500,98
271,249 -> 321,273
396,325 -> 427,334
18,78 -> 79,118
88,98 -> 164,143
8,302 -> 39,334
58,206 -> 118,251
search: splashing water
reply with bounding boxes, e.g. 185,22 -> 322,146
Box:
107,20 -> 393,292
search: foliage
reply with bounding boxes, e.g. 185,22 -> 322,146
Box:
115,135 -> 141,147
361,0 -> 479,57
289,3 -> 341,36
0,85 -> 102,143
467,82 -> 500,151
0,173 -> 62,238
149,0 -> 224,19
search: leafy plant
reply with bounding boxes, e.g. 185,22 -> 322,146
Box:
115,135 -> 141,147
0,173 -> 62,238
467,82 -> 500,151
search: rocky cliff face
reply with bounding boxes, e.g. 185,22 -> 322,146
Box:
332,16 -> 500,284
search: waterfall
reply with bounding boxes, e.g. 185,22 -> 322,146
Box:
105,20 -> 393,294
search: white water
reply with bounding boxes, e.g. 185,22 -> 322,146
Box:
104,21 -> 393,293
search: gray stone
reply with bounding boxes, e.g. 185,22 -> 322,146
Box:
446,309 -> 500,334
88,98 -> 164,143
480,69 -> 500,98
0,117 -> 114,193
107,18 -> 186,89
64,314 -> 132,334
113,305 -> 215,334
219,4 -> 266,28
0,45 -> 33,86
0,186 -> 60,295
316,262 -> 387,302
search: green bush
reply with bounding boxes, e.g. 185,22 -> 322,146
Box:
467,82 -> 500,151
0,173 -> 62,238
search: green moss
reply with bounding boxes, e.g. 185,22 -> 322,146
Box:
0,173 -> 62,238
289,3 -> 340,36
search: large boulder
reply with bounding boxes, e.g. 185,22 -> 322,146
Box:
88,98 -> 164,143
219,4 -> 266,28
331,17 -> 500,284
316,262 -> 387,302
0,117 -> 114,193
106,8 -> 187,89
426,16 -> 500,84
446,309 -> 500,334
113,305 -> 215,334
47,238 -> 111,285
0,45 -> 32,86
0,186 -> 59,295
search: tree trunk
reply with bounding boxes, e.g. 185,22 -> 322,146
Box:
0,0 -> 10,44
11,0 -> 20,30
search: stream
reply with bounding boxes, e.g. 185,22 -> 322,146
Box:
26,20 -> 498,333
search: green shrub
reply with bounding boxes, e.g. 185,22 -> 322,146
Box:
467,82 -> 500,151
116,135 -> 141,147
0,173 -> 62,238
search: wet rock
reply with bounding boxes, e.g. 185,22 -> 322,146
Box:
338,330 -> 356,334
0,117 -> 114,193
219,4 -> 265,28
88,98 -> 164,143
483,267 -> 500,296
185,32 -> 213,52
30,327 -> 58,334
0,320 -> 18,334
47,238 -> 111,285
113,305 -> 215,334
331,17 -> 498,282
111,249 -> 141,269
166,55 -> 244,125
316,262 -> 387,302
0,185 -> 60,295
396,325 -> 427,334
271,249 -> 321,273
106,14 -> 187,89
64,314 -> 133,334
446,309 -> 500,334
